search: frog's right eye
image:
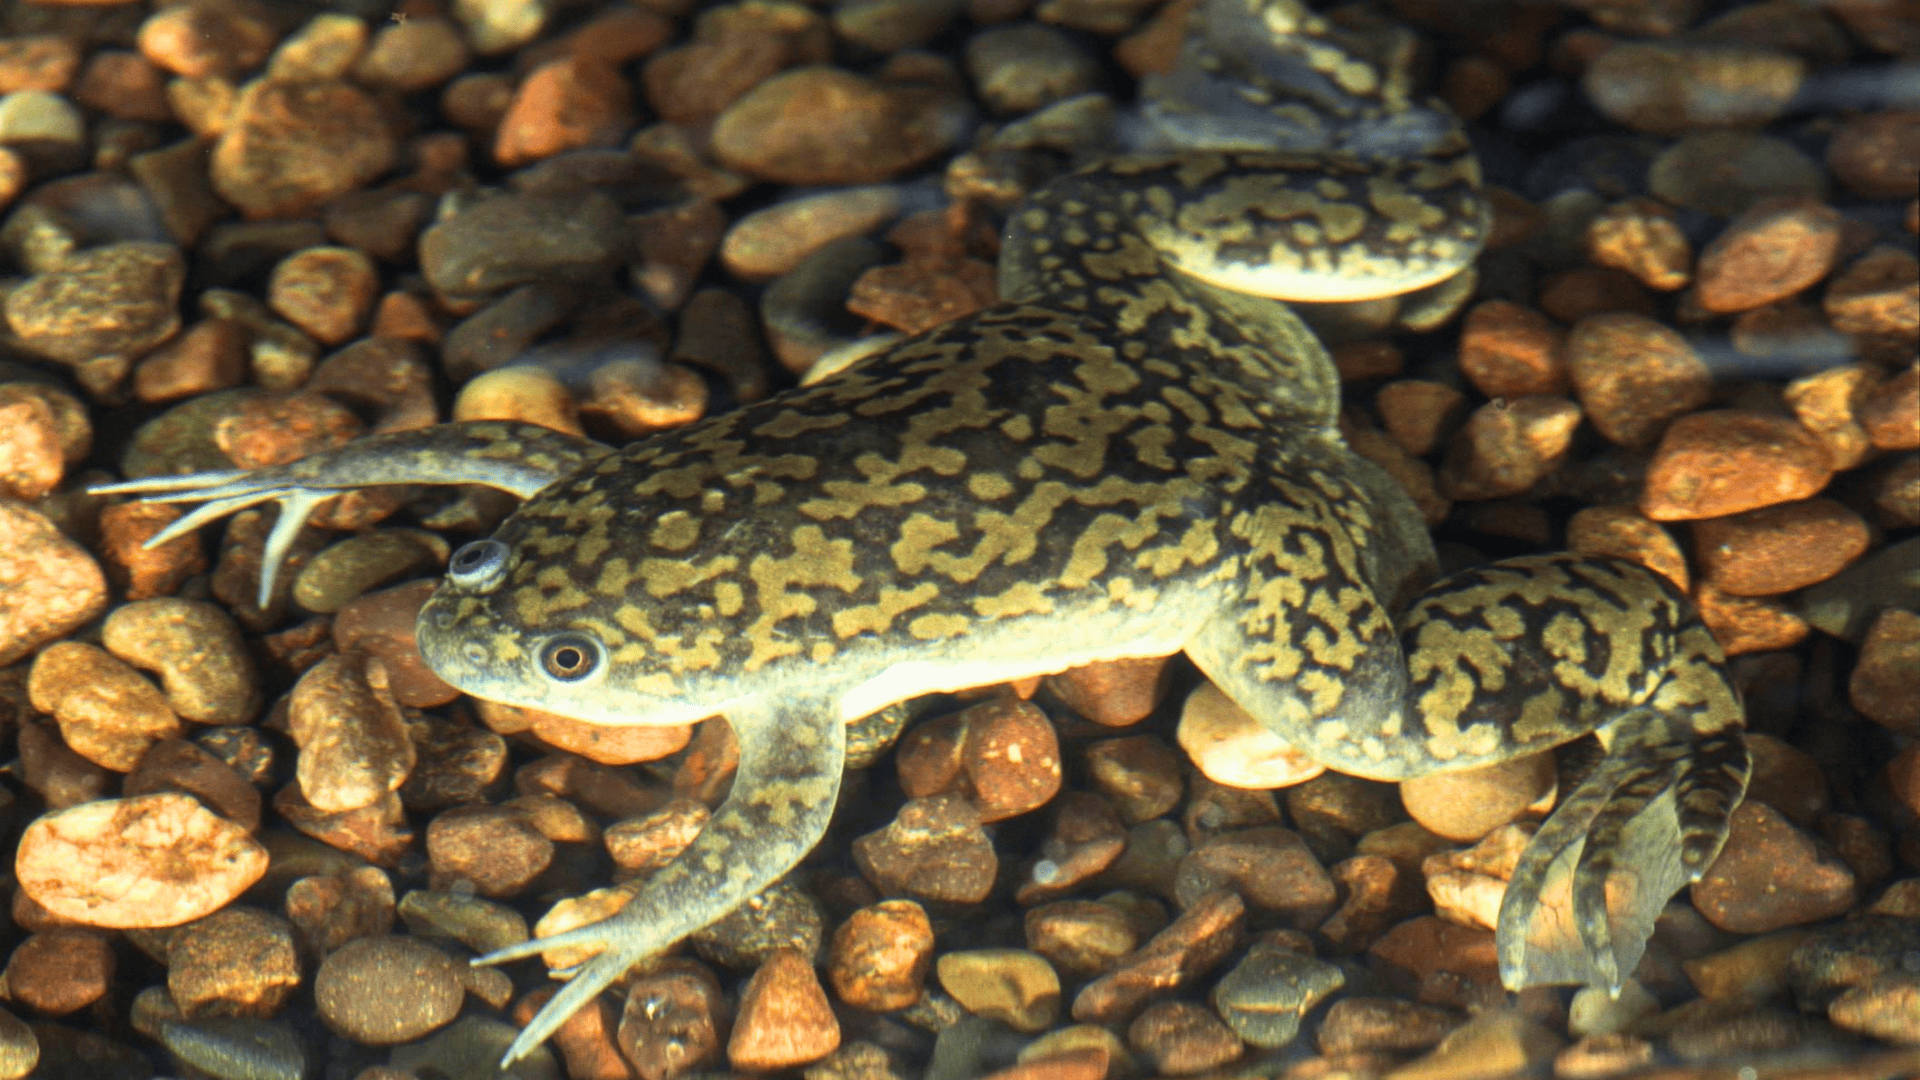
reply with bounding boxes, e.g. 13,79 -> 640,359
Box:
540,633 -> 603,683
448,539 -> 510,592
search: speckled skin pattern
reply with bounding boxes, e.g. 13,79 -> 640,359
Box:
106,0 -> 1749,1064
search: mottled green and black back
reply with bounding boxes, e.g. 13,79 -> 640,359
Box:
451,293 -> 1342,702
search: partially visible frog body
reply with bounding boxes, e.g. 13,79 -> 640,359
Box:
103,0 -> 1749,1065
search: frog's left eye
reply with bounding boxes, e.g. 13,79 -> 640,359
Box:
540,633 -> 603,682
448,539 -> 510,591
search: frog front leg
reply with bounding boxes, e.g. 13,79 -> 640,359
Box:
475,695 -> 848,1067
93,421 -> 612,604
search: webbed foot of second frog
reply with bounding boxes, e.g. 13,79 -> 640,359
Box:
1496,709 -> 1749,993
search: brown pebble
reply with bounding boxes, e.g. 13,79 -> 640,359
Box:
1367,915 -> 1499,990
728,949 -> 840,1071
16,792 -> 268,928
1071,890 -> 1244,1024
330,581 -> 460,710
1176,681 -> 1324,790
1826,110 -> 1920,199
0,930 -> 113,1016
1640,410 -> 1834,521
938,949 -> 1062,1032
711,66 -> 960,186
288,652 -> 415,813
211,79 -> 398,219
1015,791 -> 1128,904
1584,197 -> 1691,291
1565,507 -> 1689,591
616,962 -> 726,1079
603,798 -> 705,878
1128,1000 -> 1242,1075
1825,245 -> 1919,349
97,502 -> 209,601
1858,364 -> 1919,451
1401,752 -> 1554,843
426,804 -> 554,898
1692,800 -> 1857,934
1850,608 -> 1920,733
1694,197 -> 1842,313
0,502 -> 107,667
267,246 -> 379,346
1438,396 -> 1582,500
828,899 -> 934,1012
1828,973 -> 1920,1045
1564,313 -> 1712,448
1537,266 -> 1656,322
284,866 -> 395,956
1457,300 -> 1568,398
103,598 -> 261,725
1375,379 -> 1467,458
495,57 -> 634,168
167,906 -> 299,1018
1693,584 -> 1810,656
1026,900 -> 1140,979
1692,498 -> 1869,595
1318,996 -> 1459,1056
1084,736 -> 1183,825
895,698 -> 1061,824
1783,362 -> 1879,470
29,641 -> 183,772
125,738 -> 263,834
853,793 -> 996,903
314,935 -> 464,1044
1175,827 -> 1337,929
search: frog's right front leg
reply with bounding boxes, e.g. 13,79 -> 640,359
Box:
93,421 -> 612,604
472,695 -> 849,1068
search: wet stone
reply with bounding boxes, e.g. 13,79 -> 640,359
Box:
1015,791 -> 1127,904
1583,196 -> 1690,291
1318,996 -> 1459,1056
1025,900 -> 1139,979
1692,498 -> 1869,596
1174,826 -> 1337,929
288,652 -> 415,814
1400,751 -> 1553,843
853,793 -> 997,904
1177,681 -> 1323,789
1210,942 -> 1343,1049
1694,196 -> 1843,314
721,185 -> 901,283
211,79 -> 398,220
1564,313 -> 1712,448
426,803 -> 553,898
1783,362 -> 1879,470
284,866 -> 395,956
1456,299 -> 1568,399
829,899 -> 934,1012
1640,410 -> 1834,521
895,697 -> 1062,823
618,962 -> 726,1079
1437,395 -> 1582,500
1850,609 -> 1920,733
1127,1000 -> 1242,1075
1826,110 -> 1920,199
1043,654 -> 1173,727
1692,800 -> 1857,935
103,598 -> 261,726
3,241 -> 182,368
419,190 -> 628,301
29,640 -> 183,772
313,935 -> 464,1045
1319,853 -> 1421,955
1827,973 -> 1920,1045
167,906 -> 299,1019
728,949 -> 841,1072
966,23 -> 1100,116
1083,735 -> 1182,824
125,738 -> 263,835
16,792 -> 268,929
1375,379 -> 1467,459
156,1017 -> 307,1080
0,929 -> 114,1015
1566,506 -> 1689,591
691,877 -> 827,970
1648,131 -> 1828,219
710,65 -> 964,186
1071,890 -> 1244,1024
934,949 -> 1062,1035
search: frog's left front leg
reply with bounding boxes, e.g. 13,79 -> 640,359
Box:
474,695 -> 848,1067
1397,554 -> 1750,993
92,421 -> 613,605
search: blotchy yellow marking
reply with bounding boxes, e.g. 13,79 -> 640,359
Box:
909,613 -> 970,640
650,510 -> 701,552
972,580 -> 1055,620
832,582 -> 940,639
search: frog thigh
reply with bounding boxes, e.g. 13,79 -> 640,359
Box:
1181,489 -> 1415,780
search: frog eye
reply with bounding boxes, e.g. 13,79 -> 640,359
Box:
540,633 -> 602,682
448,539 -> 509,591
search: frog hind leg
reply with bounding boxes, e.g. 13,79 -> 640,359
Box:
475,695 -> 848,1067
1491,601 -> 1751,993
92,421 -> 612,604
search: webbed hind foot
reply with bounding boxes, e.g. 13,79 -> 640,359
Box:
1497,709 -> 1750,993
